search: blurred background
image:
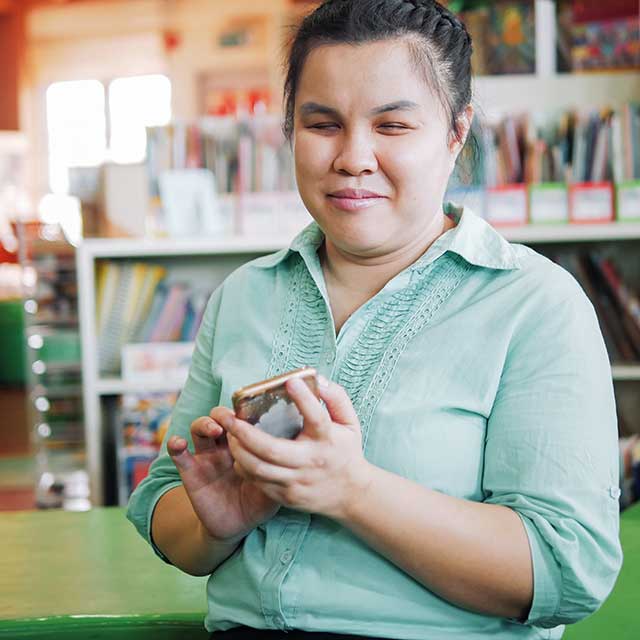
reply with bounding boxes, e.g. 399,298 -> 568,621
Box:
0,0 -> 638,514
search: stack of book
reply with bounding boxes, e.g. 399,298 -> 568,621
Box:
553,250 -> 640,364
455,103 -> 640,189
95,260 -> 210,375
146,115 -> 296,199
448,102 -> 640,225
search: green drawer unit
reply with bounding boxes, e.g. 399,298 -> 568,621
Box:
0,299 -> 26,385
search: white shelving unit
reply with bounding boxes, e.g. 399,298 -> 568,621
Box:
77,234 -> 296,504
74,0 -> 640,506
78,221 -> 640,505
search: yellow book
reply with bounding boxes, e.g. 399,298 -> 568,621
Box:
127,264 -> 167,343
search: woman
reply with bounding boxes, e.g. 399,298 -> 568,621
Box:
127,1 -> 622,638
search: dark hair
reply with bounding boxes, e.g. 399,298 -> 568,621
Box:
282,0 -> 473,143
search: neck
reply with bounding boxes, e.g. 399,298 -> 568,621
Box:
320,212 -> 456,300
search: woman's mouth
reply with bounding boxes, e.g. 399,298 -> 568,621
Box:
326,189 -> 387,212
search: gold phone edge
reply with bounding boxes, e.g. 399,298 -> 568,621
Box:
231,366 -> 318,407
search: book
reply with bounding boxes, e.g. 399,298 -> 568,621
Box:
98,262 -> 135,374
578,252 -> 639,361
127,264 -> 167,343
555,252 -> 622,362
148,283 -> 189,343
95,261 -> 120,338
589,254 -> 640,358
117,391 -> 178,502
95,260 -> 213,374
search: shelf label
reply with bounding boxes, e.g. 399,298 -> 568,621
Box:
486,185 -> 528,226
569,182 -> 614,223
529,183 -> 568,223
617,182 -> 640,222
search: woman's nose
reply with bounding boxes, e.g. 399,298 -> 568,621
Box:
332,131 -> 378,176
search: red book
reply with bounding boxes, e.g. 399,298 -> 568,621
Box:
572,0 -> 637,23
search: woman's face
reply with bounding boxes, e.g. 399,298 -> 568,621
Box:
293,39 -> 464,258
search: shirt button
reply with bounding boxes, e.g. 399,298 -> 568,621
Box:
280,550 -> 293,564
274,616 -> 285,628
325,351 -> 336,364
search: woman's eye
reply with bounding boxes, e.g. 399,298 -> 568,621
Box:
309,123 -> 339,131
379,123 -> 409,131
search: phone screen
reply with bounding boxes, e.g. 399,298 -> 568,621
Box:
233,370 -> 319,439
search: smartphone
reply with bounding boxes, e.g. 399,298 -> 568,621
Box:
232,366 -> 319,439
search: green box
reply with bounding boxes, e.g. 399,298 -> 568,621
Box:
616,180 -> 640,222
528,182 -> 569,225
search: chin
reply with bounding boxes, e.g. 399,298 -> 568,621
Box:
324,223 -> 394,256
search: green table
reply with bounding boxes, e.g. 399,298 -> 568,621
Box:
0,507 -> 209,639
0,504 -> 637,639
564,502 -> 639,640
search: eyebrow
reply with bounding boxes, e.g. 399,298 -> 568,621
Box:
299,100 -> 420,118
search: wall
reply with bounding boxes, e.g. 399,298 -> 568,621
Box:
22,0 -> 301,199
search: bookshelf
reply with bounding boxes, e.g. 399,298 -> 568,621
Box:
78,221 -> 640,505
17,222 -> 90,511
72,0 -> 640,506
77,235 -> 296,505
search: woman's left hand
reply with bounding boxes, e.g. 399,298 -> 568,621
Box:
221,376 -> 372,520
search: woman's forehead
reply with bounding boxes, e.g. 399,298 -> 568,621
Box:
296,41 -> 439,114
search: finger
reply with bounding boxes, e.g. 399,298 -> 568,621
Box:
210,405 -> 235,424
167,435 -> 195,472
316,376 -> 359,427
223,416 -> 311,468
228,434 -> 299,485
190,416 -> 224,452
285,377 -> 330,437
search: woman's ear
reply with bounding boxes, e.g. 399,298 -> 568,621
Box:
449,104 -> 474,157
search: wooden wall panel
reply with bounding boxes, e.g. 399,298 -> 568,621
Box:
0,8 -> 25,130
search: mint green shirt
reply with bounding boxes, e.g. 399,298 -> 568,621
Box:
127,205 -> 622,639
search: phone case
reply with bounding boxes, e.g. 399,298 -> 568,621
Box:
232,367 -> 319,439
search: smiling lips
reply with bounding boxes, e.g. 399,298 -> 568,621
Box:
326,188 -> 387,211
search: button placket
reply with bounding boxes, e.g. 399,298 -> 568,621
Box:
260,515 -> 311,630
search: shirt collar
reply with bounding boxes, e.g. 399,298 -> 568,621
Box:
253,203 -> 522,272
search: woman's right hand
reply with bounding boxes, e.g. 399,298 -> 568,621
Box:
167,406 -> 281,544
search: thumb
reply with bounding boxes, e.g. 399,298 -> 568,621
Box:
167,435 -> 195,473
317,376 -> 359,429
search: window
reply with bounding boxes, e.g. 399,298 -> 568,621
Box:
46,75 -> 171,194
46,80 -> 106,194
109,75 -> 172,164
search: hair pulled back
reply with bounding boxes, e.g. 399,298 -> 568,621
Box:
283,0 -> 473,142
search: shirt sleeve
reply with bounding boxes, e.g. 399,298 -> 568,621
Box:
126,286 -> 224,563
482,272 -> 623,628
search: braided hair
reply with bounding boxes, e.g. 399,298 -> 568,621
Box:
282,0 -> 474,143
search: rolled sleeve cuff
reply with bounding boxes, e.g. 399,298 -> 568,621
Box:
126,479 -> 184,564
515,511 -> 563,629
